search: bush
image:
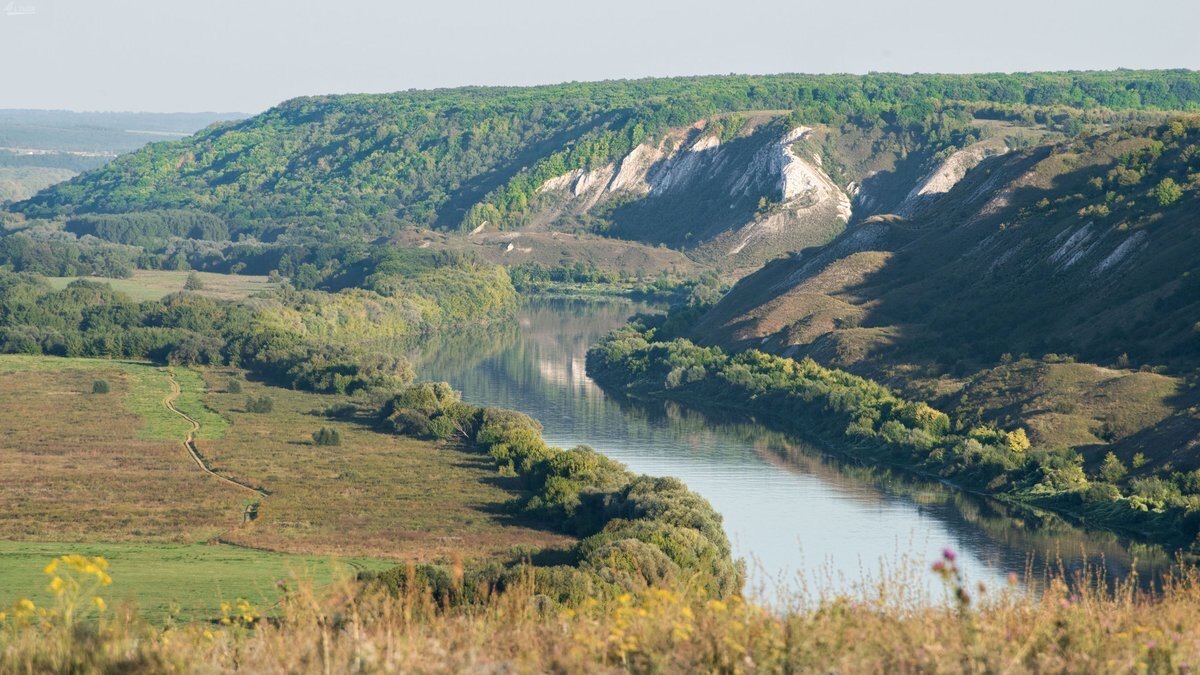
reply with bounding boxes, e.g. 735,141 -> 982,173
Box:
184,272 -> 205,291
92,379 -> 110,394
1100,451 -> 1128,483
246,395 -> 274,413
378,380 -> 741,601
226,379 -> 242,393
312,427 -> 341,446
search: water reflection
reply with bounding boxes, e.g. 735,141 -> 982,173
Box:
408,298 -> 1168,598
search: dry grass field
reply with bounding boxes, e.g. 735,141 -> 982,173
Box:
0,354 -> 575,617
3,550 -> 1199,673
43,269 -> 277,302
0,357 -> 244,542
196,369 -> 575,561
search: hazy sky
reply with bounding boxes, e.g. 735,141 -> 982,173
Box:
1,0 -> 1198,113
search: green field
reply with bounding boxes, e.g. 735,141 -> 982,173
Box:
0,353 -> 577,623
0,355 -> 227,440
0,541 -> 391,620
44,269 -> 277,302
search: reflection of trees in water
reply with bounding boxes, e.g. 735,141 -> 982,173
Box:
413,297 -> 1173,590
651,398 -> 1173,588
399,321 -> 522,381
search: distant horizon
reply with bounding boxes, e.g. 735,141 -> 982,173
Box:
4,67 -> 1200,116
2,0 -> 1197,112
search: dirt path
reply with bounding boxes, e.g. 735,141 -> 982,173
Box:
163,371 -> 269,498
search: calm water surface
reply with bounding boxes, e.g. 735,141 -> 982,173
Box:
410,298 -> 1164,601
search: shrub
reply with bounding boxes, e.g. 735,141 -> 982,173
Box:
312,427 -> 341,446
246,395 -> 274,413
1100,451 -> 1128,482
184,272 -> 205,291
426,415 -> 457,440
91,379 -> 110,394
1154,177 -> 1184,206
226,379 -> 242,393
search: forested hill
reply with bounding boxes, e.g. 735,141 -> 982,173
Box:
11,71 -> 1200,267
0,110 -> 244,203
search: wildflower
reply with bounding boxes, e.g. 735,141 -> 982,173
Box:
93,596 -> 106,612
942,548 -> 957,562
706,599 -> 728,613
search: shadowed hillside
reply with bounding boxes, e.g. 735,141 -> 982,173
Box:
689,117 -> 1200,471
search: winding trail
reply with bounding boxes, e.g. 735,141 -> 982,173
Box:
163,370 -> 269,498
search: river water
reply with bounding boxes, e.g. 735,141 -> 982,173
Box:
410,298 -> 1163,602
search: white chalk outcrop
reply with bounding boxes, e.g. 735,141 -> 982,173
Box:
896,142 -> 1009,218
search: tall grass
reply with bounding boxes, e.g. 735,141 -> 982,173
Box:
2,551 -> 1197,673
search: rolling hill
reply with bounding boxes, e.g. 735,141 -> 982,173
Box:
687,117 -> 1200,471
9,72 -> 1200,271
0,110 -> 244,203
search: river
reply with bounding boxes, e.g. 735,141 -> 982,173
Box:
410,298 -> 1166,602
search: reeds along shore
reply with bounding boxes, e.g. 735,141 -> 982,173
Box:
2,550 -> 1198,673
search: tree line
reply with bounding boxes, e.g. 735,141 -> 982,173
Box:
0,249 -> 518,396
367,381 -> 740,604
14,71 -> 1200,243
585,319 -> 1200,551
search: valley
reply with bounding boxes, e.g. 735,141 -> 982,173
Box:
0,354 -> 570,616
2,69 -> 1200,671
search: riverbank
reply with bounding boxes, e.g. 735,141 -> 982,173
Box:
585,323 -> 1200,554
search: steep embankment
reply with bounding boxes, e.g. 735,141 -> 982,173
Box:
689,118 -> 1200,471
527,118 -> 857,269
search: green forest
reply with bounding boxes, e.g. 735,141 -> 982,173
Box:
0,248 -> 515,395
12,71 -> 1200,243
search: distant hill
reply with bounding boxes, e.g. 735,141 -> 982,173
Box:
11,71 -> 1200,270
0,110 -> 244,202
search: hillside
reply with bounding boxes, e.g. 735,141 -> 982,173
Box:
686,117 -> 1200,471
0,110 -> 244,203
10,72 -> 1200,271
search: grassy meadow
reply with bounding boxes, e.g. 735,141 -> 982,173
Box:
2,549 -> 1198,673
0,354 -> 573,620
0,356 -> 245,543
0,542 -> 389,620
196,369 -> 575,560
43,269 -> 277,302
